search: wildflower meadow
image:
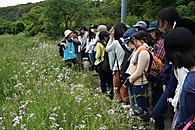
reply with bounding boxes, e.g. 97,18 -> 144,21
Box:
0,34 -> 154,129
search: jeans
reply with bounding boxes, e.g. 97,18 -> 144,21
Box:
97,62 -> 113,93
151,78 -> 163,108
128,84 -> 150,121
88,53 -> 95,66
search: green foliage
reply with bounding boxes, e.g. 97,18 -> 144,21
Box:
9,21 -> 26,35
176,1 -> 195,21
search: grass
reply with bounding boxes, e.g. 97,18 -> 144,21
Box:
0,34 -> 154,129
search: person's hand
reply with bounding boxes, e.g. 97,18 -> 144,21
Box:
109,29 -> 115,40
64,43 -> 68,49
120,73 -> 130,84
163,85 -> 166,91
74,38 -> 79,42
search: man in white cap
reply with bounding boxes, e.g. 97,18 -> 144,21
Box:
57,30 -> 80,68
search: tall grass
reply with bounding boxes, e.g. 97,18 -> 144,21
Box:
0,34 -> 154,129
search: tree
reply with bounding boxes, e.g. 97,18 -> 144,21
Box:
44,0 -> 88,38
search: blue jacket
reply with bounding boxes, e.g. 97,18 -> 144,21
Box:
62,39 -> 76,61
176,71 -> 195,127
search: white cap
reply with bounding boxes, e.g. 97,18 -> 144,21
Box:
133,21 -> 147,29
64,30 -> 72,38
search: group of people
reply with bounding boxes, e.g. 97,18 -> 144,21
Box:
58,7 -> 195,130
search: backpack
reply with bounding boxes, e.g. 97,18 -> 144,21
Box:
58,39 -> 66,58
100,41 -> 111,73
59,45 -> 64,57
133,47 -> 163,82
118,39 -> 132,73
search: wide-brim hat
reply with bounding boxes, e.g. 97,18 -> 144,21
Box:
64,30 -> 72,38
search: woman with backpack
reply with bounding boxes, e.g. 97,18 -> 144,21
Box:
94,31 -> 113,98
122,28 -> 151,122
105,22 -> 129,103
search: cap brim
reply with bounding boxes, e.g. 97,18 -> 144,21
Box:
122,39 -> 130,45
147,27 -> 157,31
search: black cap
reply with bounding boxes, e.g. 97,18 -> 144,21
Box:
91,24 -> 98,29
165,27 -> 195,52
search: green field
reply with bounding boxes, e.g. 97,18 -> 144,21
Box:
0,34 -> 153,129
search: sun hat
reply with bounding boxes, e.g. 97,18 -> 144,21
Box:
133,21 -> 147,29
122,28 -> 138,45
147,21 -> 158,31
96,25 -> 108,36
64,30 -> 72,38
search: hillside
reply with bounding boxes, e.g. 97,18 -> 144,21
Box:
0,2 -> 44,22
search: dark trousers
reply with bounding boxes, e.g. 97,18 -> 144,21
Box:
151,78 -> 163,108
152,81 -> 174,127
97,62 -> 113,93
65,57 -> 81,68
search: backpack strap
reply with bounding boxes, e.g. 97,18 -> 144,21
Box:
133,47 -> 153,73
118,39 -> 130,53
100,41 -> 106,47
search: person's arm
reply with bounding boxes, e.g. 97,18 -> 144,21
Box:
58,39 -> 68,48
90,35 -> 99,46
95,43 -> 101,61
129,50 -> 150,83
85,39 -> 91,53
105,39 -> 116,52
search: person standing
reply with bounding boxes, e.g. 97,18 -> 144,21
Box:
105,22 -> 129,103
80,26 -> 88,59
57,30 -> 80,68
122,28 -> 150,122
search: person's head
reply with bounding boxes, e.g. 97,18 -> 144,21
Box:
113,22 -> 127,40
105,25 -> 111,32
91,24 -> 98,33
158,7 -> 180,33
133,21 -> 147,32
164,27 -> 195,70
123,28 -> 146,49
80,25 -> 88,33
96,25 -> 108,36
88,27 -> 95,42
148,21 -> 164,40
99,31 -> 110,42
72,30 -> 78,37
64,30 -> 73,39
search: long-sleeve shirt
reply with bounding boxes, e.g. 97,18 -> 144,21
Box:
81,32 -> 88,50
126,46 -> 150,85
86,38 -> 95,53
176,71 -> 195,126
153,38 -> 165,61
105,38 -> 126,71
94,42 -> 105,66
